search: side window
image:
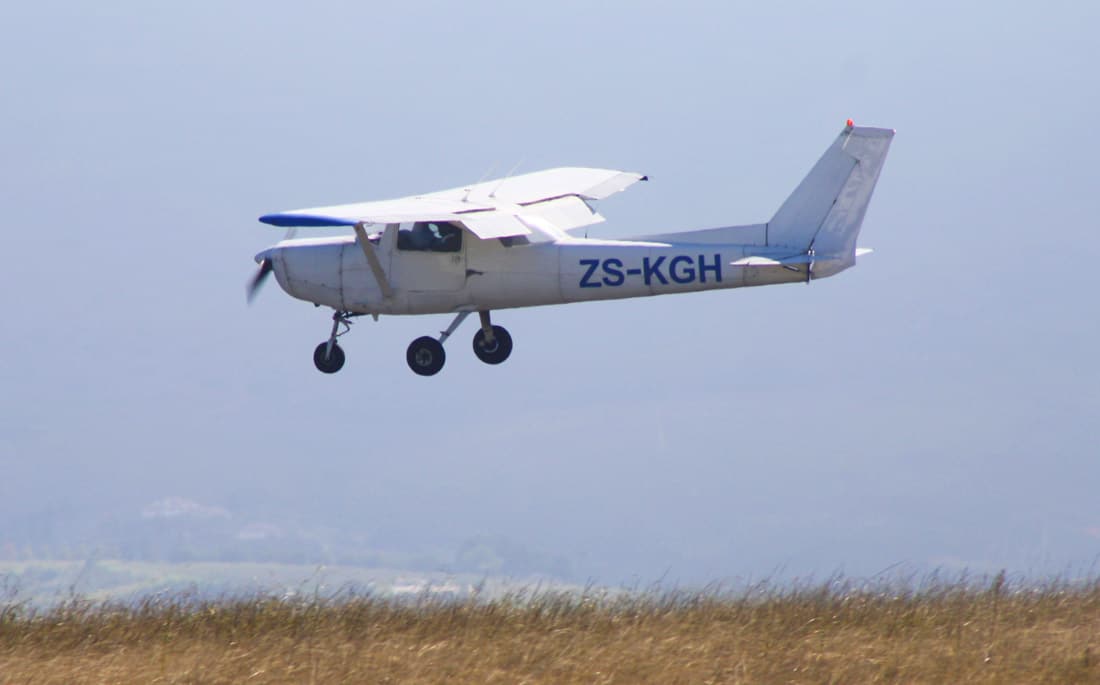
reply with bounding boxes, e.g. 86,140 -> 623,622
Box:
397,222 -> 462,253
499,235 -> 530,247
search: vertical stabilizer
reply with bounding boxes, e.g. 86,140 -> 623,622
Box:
767,125 -> 893,276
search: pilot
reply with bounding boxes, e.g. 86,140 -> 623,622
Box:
407,222 -> 435,250
435,223 -> 459,251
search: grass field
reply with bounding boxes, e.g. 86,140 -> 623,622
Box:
2,576 -> 1099,684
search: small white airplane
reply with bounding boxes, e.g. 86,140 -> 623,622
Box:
249,122 -> 893,376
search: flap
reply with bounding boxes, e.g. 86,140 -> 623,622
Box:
460,213 -> 533,240
519,196 -> 604,232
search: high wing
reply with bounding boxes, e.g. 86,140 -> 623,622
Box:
259,167 -> 647,240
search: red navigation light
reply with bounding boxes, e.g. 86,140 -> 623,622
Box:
846,118 -> 854,127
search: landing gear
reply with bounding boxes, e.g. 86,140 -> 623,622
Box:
313,342 -> 345,373
313,310 -> 354,374
473,326 -> 512,364
471,310 -> 512,365
407,336 -> 446,376
310,308 -> 513,377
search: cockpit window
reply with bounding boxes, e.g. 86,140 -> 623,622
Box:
397,222 -> 462,252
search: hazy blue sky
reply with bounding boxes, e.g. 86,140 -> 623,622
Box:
2,1 -> 1098,583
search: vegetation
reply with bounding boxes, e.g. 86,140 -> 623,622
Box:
2,576 -> 1099,683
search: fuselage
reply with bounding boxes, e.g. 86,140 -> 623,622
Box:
249,125 -> 892,376
259,223 -> 822,317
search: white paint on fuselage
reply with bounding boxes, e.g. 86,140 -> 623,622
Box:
255,126 -> 895,320
261,223 -> 816,317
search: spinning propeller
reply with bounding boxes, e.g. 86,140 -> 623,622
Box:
247,258 -> 273,303
247,228 -> 295,303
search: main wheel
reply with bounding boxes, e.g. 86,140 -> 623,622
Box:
472,325 -> 513,365
406,336 -> 446,376
313,342 -> 346,374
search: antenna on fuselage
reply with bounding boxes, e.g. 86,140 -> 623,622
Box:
488,158 -> 524,199
462,163 -> 499,203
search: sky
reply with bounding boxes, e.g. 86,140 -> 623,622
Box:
1,0 -> 1098,585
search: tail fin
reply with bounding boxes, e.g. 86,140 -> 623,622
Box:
767,124 -> 894,277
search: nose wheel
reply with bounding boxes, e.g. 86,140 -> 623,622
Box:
313,310 -> 353,374
313,342 -> 345,373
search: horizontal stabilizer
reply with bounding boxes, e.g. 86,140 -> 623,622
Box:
731,246 -> 873,278
730,254 -> 814,267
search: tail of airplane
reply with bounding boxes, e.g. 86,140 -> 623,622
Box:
766,124 -> 894,277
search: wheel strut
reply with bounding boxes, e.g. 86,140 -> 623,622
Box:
325,310 -> 353,358
313,310 -> 355,374
478,310 -> 496,345
472,310 -> 512,365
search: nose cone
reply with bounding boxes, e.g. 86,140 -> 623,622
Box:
250,245 -> 290,298
254,247 -> 276,265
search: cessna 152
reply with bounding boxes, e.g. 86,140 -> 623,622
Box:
249,122 -> 893,376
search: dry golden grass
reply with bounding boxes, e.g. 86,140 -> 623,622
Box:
2,577 -> 1100,684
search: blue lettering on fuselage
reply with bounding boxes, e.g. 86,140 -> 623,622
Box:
579,259 -> 602,288
578,255 -> 722,288
601,258 -> 625,286
698,253 -> 721,283
668,255 -> 695,284
643,256 -> 668,286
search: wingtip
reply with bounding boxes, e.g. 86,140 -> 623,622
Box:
258,213 -> 358,228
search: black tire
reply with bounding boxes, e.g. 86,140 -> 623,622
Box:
406,336 -> 446,376
313,342 -> 346,374
472,325 -> 513,365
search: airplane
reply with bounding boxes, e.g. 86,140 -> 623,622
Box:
248,121 -> 893,376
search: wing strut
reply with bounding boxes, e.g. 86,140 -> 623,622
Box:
353,222 -> 393,300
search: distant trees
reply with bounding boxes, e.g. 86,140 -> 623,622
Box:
455,535 -> 572,579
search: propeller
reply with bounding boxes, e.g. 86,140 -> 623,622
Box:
247,258 -> 274,303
